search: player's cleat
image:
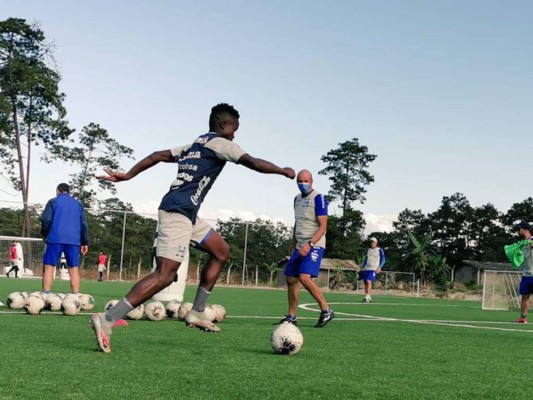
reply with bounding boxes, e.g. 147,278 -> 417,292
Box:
90,313 -> 112,353
314,310 -> 335,328
277,315 -> 298,325
516,317 -> 528,324
362,298 -> 372,303
112,318 -> 128,327
185,309 -> 221,333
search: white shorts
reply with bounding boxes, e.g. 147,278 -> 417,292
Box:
156,210 -> 213,263
98,264 -> 106,272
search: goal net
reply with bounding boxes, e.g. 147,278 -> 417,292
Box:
0,235 -> 44,277
482,270 -> 521,311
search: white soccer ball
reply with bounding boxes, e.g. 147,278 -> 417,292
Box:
79,294 -> 95,311
126,304 -> 145,320
62,295 -> 81,316
211,304 -> 226,322
165,300 -> 182,319
104,299 -> 119,311
270,322 -> 304,355
177,302 -> 192,321
203,304 -> 216,322
45,294 -> 63,311
57,293 -> 66,300
7,292 -> 25,309
30,291 -> 47,302
20,291 -> 29,299
145,301 -> 166,321
24,295 -> 45,315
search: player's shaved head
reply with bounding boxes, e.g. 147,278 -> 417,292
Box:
297,169 -> 313,183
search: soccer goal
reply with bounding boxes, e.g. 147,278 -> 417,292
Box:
482,270 -> 521,311
0,235 -> 44,277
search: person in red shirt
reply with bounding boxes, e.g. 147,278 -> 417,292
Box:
97,252 -> 107,282
7,241 -> 20,278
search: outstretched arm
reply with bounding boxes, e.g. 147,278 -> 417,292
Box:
237,154 -> 295,179
99,150 -> 175,182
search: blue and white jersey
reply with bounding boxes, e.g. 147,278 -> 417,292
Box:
159,133 -> 246,222
293,190 -> 328,249
361,247 -> 386,271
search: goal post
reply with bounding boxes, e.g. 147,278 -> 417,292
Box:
482,270 -> 521,311
0,235 -> 43,277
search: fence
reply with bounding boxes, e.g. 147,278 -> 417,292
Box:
0,200 -> 292,286
354,271 -> 418,296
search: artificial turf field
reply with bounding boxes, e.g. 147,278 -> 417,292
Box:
0,278 -> 530,400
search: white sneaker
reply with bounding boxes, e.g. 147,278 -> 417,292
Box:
185,309 -> 220,333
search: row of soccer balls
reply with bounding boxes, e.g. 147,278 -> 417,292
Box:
6,291 -> 300,354
7,291 -> 95,315
104,300 -> 227,322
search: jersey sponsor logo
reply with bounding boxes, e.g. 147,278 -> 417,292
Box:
179,151 -> 201,161
195,136 -> 209,144
179,163 -> 198,172
190,176 -> 211,206
176,172 -> 194,182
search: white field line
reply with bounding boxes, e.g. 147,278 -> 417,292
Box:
299,302 -> 533,333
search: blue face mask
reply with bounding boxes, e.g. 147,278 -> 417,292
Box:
298,183 -> 311,194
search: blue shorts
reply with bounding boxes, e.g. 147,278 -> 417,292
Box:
43,243 -> 81,268
359,270 -> 377,282
519,276 -> 533,295
284,247 -> 324,278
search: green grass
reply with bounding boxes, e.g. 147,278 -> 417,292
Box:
0,278 -> 529,400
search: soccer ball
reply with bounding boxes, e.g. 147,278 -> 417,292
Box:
30,291 -> 47,302
105,299 -> 119,311
24,295 -> 45,315
145,301 -> 166,321
45,294 -> 63,311
62,295 -> 81,316
177,302 -> 192,321
203,304 -> 216,322
57,293 -> 66,300
270,322 -> 304,355
211,304 -> 226,322
165,300 -> 182,319
79,294 -> 95,311
20,291 -> 29,299
7,292 -> 25,309
126,304 -> 145,320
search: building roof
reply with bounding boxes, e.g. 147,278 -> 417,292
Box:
319,258 -> 359,271
461,260 -> 514,272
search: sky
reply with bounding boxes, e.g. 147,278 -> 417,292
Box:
1,1 -> 533,234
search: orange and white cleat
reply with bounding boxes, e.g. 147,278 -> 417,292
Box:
90,313 -> 112,353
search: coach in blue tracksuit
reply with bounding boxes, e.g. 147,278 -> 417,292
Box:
41,183 -> 89,294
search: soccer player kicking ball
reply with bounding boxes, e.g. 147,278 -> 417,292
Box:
90,103 -> 295,353
278,169 -> 334,328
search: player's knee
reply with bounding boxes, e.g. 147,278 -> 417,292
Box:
287,276 -> 299,285
215,242 -> 230,263
156,269 -> 176,288
299,274 -> 313,286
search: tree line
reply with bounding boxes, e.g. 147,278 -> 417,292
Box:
3,18 -> 523,287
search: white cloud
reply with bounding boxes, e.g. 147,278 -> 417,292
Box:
133,201 -> 159,218
364,213 -> 397,235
